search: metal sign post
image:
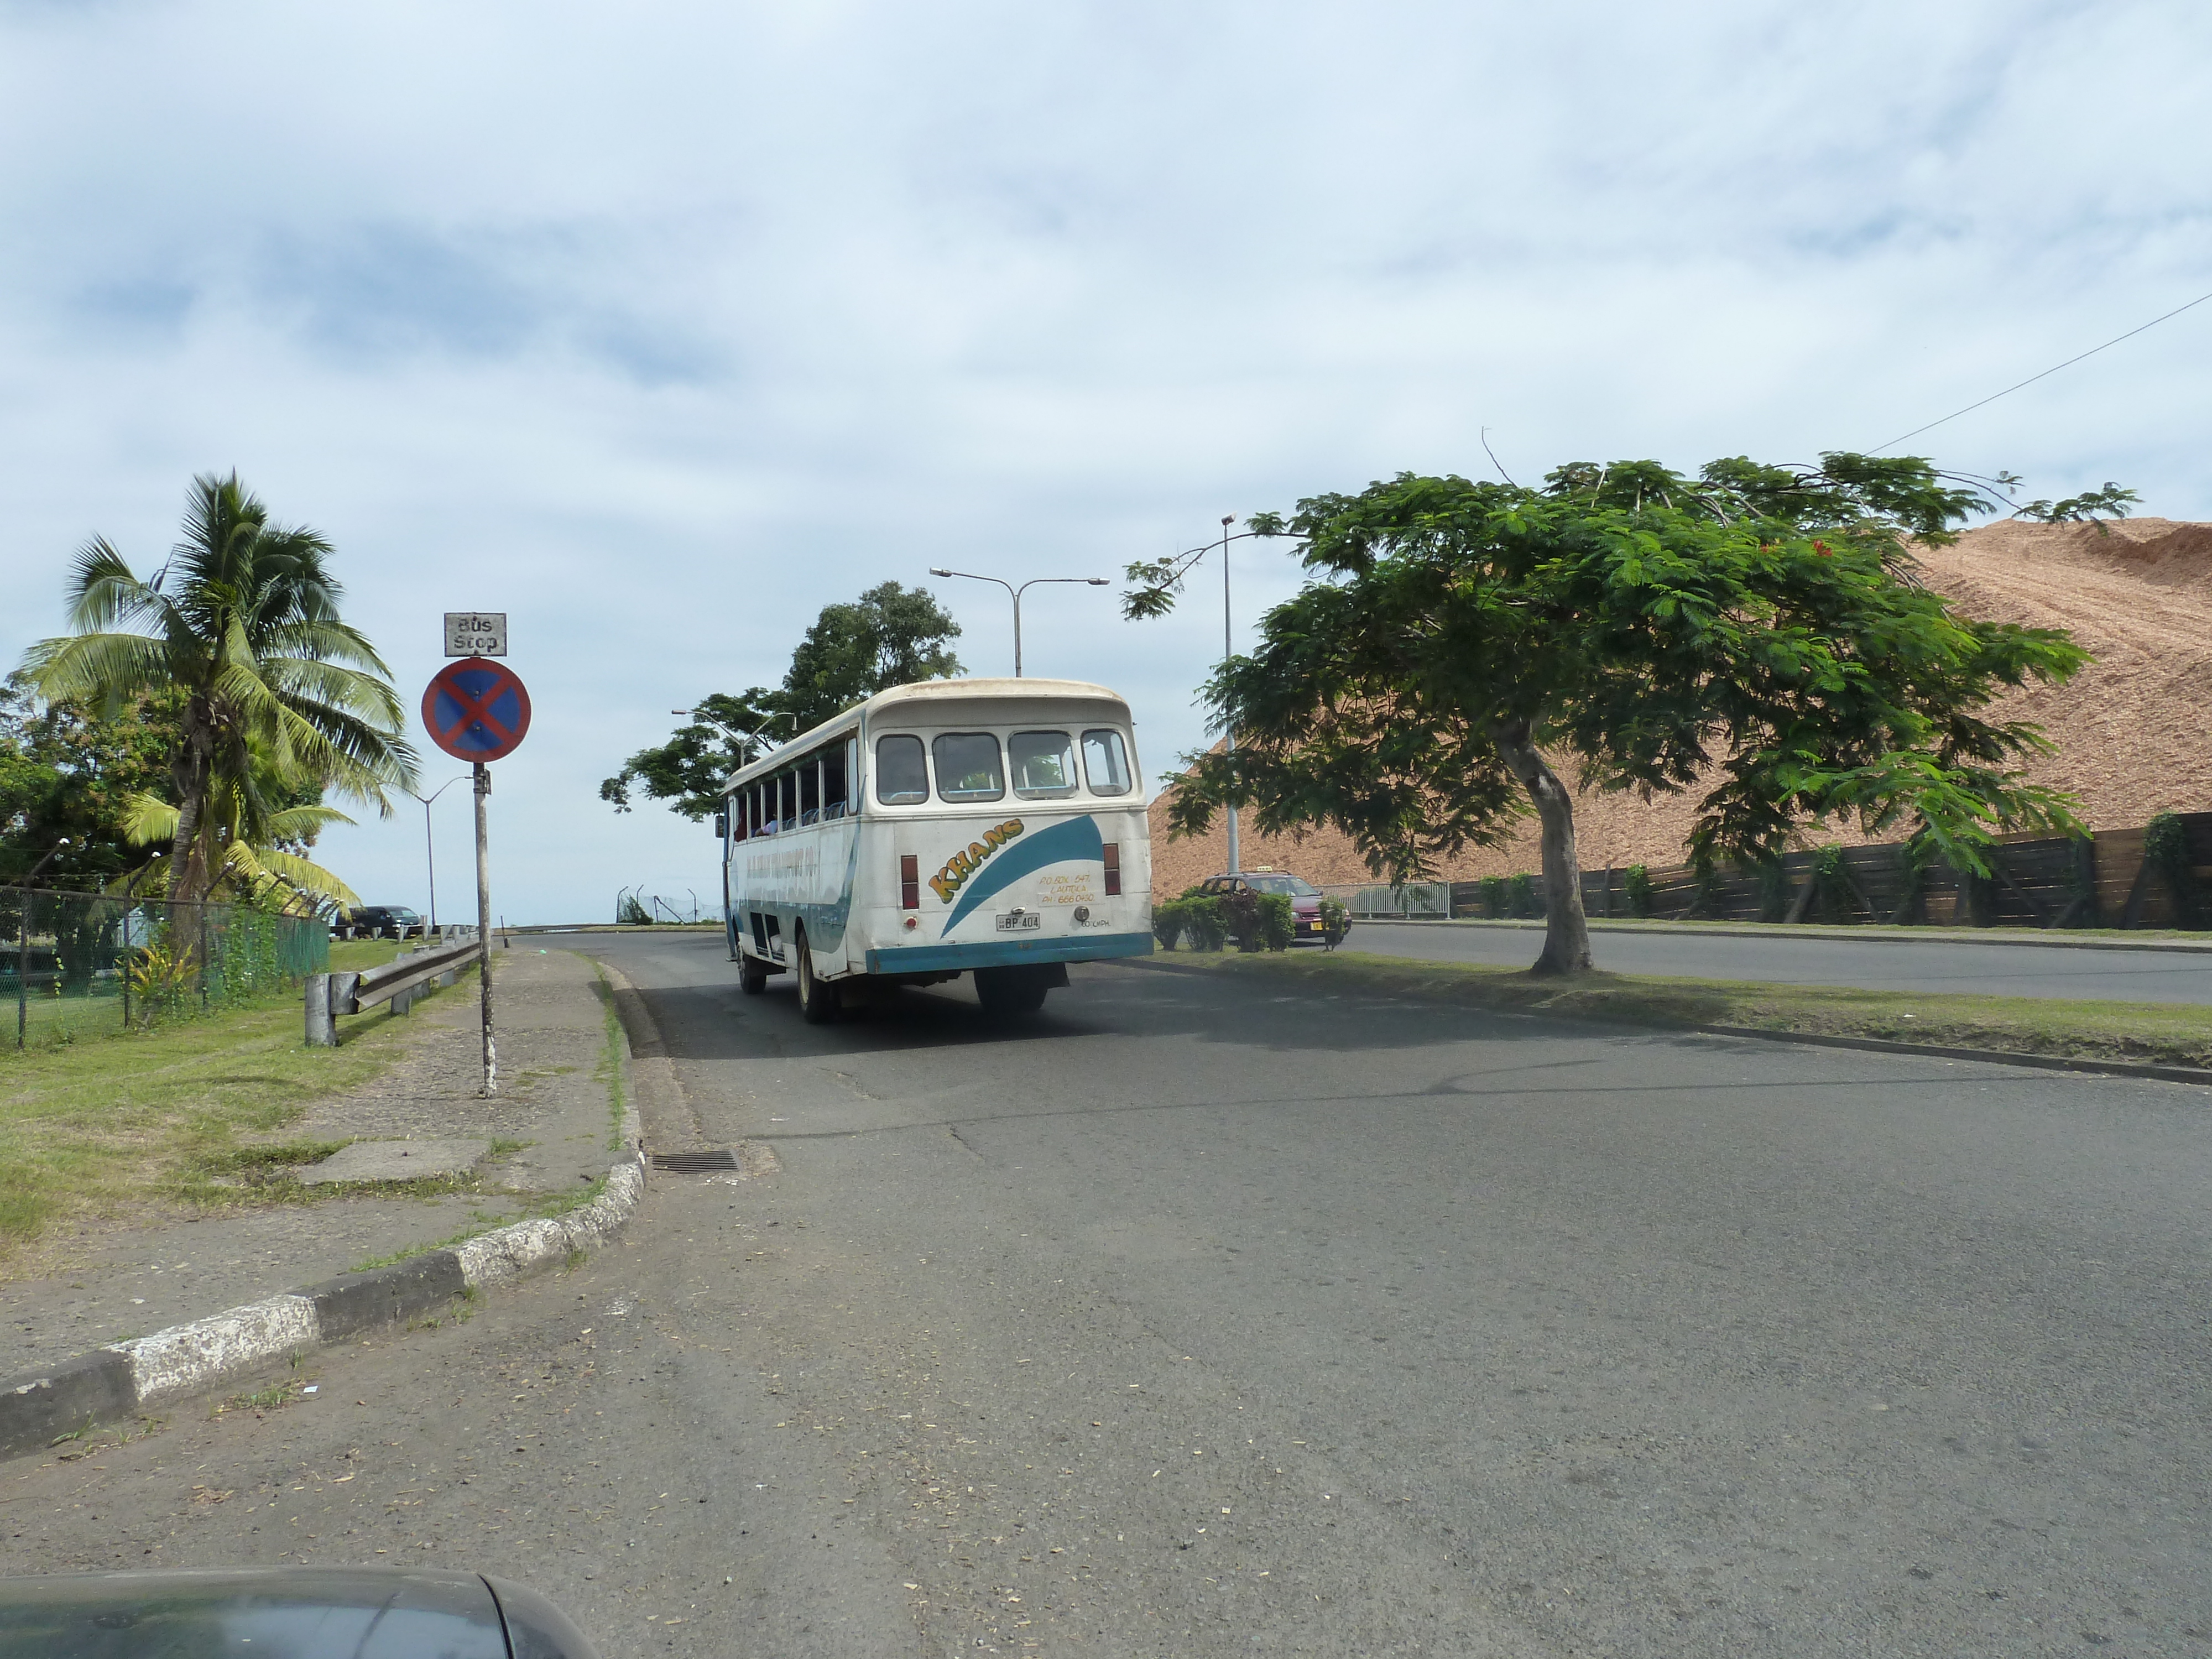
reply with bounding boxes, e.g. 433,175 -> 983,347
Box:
474,761 -> 493,1092
422,628 -> 529,1099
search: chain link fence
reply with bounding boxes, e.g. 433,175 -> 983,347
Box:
2,885 -> 331,1048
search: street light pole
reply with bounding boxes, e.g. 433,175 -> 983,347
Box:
928,570 -> 1111,677
1218,515 -> 1239,874
405,776 -> 471,935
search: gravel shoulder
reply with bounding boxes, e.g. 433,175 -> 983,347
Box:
0,946 -> 621,1379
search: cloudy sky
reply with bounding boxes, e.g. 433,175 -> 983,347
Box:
4,0 -> 2206,924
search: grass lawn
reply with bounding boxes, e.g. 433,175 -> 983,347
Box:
0,938 -> 459,1270
1152,947 -> 2212,1073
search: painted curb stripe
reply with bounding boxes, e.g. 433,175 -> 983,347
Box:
0,1148 -> 649,1463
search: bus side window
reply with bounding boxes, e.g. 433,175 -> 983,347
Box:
822,744 -> 849,821
1082,729 -> 1132,795
799,755 -> 821,826
875,734 -> 927,805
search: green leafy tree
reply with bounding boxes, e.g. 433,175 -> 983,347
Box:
18,472 -> 417,904
0,675 -> 180,885
1131,453 -> 2090,975
778,581 -> 963,731
600,690 -> 785,820
603,582 -> 963,820
2015,482 -> 2139,529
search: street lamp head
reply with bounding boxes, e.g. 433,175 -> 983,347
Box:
1087,578 -> 1109,585
1222,515 -> 1235,526
928,567 -> 953,577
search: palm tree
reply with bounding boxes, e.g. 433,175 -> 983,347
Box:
20,472 -> 418,904
117,795 -> 365,916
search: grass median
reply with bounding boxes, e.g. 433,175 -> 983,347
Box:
1146,947 -> 2212,1073
0,938 -> 459,1271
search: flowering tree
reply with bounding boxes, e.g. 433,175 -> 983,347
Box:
1130,454 -> 2090,974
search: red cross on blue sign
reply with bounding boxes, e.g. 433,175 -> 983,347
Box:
422,659 -> 532,763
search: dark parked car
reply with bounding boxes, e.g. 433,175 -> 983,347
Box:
1193,869 -> 1337,942
0,1566 -> 601,1658
342,905 -> 423,938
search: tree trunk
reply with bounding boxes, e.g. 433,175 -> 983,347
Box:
1490,718 -> 1593,975
166,702 -> 215,905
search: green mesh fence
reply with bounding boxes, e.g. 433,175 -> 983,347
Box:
3,885 -> 331,1047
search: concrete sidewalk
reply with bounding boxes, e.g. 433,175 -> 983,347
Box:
0,947 -> 619,1383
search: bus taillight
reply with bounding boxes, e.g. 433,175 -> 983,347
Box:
900,854 -> 920,909
1102,843 -> 1121,897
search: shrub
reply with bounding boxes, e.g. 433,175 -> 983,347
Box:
1318,896 -> 1349,948
1809,844 -> 1862,922
1480,875 -> 1507,919
1506,873 -> 1540,919
1623,864 -> 1654,918
1755,857 -> 1791,924
2146,810 -> 2205,928
124,943 -> 196,1027
1179,896 -> 1228,952
1152,901 -> 1187,951
1217,886 -> 1264,951
1256,893 -> 1295,952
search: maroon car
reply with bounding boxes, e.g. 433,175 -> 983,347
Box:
1193,869 -> 1333,943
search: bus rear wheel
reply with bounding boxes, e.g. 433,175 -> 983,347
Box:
795,927 -> 841,1025
974,965 -> 1050,1016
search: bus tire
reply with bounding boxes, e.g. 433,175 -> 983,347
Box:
738,952 -> 768,994
795,928 -> 840,1024
974,965 -> 1050,1015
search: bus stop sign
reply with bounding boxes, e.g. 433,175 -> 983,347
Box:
422,659 -> 532,763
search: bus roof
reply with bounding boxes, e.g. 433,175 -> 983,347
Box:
720,677 -> 1132,792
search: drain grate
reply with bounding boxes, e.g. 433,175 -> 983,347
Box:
650,1148 -> 741,1173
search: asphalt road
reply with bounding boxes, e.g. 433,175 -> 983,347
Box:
1348,919 -> 2212,1004
7,935 -> 2210,1656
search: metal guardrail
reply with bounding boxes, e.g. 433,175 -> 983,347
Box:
304,930 -> 483,1045
1320,882 -> 1451,921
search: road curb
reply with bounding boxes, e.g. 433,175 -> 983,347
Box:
1121,956 -> 2212,1089
0,1060 -> 649,1465
1688,1025 -> 2212,1087
1351,917 -> 2212,956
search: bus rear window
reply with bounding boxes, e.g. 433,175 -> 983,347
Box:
1009,731 -> 1077,799
1082,729 -> 1131,795
875,735 -> 927,805
933,733 -> 1004,802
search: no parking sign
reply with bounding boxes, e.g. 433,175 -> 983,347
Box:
419,651 -> 530,1099
421,659 -> 531,762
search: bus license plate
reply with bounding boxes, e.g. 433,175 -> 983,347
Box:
996,912 -> 1042,932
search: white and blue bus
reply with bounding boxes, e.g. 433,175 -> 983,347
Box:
719,678 -> 1154,1019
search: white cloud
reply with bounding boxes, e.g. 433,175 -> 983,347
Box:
4,0 -> 2207,917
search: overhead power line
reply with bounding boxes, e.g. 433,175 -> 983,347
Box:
1872,285 -> 2212,453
